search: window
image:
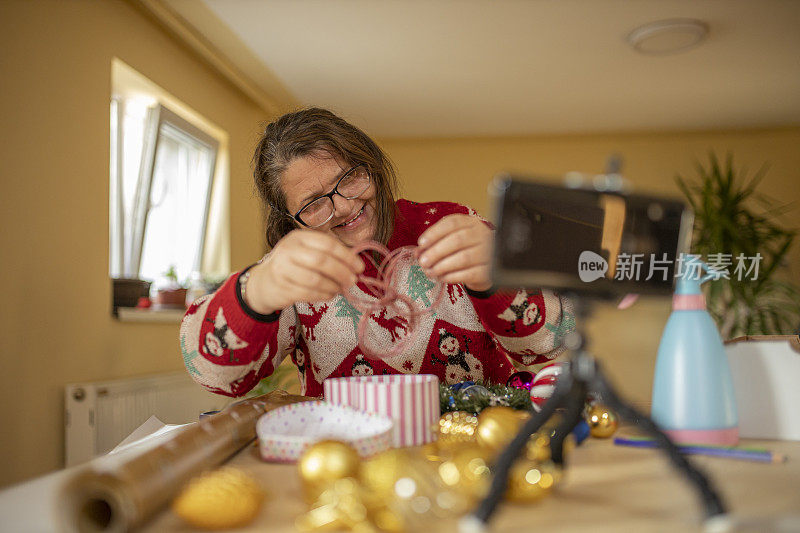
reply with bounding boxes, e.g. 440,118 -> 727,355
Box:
110,60 -> 229,306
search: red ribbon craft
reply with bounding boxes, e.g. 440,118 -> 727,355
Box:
345,241 -> 444,360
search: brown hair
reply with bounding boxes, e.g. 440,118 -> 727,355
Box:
253,108 -> 399,248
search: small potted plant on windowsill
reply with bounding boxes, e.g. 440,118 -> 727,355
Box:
152,265 -> 188,309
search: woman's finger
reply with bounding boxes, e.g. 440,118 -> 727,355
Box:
425,243 -> 487,278
418,227 -> 480,270
300,230 -> 364,274
289,248 -> 358,290
279,264 -> 342,295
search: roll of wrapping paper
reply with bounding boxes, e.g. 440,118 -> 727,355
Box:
58,390 -> 313,533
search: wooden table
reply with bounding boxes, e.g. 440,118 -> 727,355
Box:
143,436 -> 800,532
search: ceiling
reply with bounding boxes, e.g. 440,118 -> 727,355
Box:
163,0 -> 800,138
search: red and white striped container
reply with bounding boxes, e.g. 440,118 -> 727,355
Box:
324,374 -> 440,447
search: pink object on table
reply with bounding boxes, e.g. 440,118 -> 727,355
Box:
324,374 -> 440,447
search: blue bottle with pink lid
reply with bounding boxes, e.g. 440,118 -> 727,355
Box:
651,263 -> 739,446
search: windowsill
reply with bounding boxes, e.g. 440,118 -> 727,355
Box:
116,307 -> 186,323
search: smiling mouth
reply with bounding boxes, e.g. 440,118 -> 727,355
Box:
334,205 -> 364,228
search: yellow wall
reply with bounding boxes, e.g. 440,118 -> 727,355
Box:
0,1 -> 275,486
380,128 -> 800,407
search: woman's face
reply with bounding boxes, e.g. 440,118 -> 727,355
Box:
281,151 -> 378,247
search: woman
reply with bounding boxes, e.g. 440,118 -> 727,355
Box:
180,108 -> 573,397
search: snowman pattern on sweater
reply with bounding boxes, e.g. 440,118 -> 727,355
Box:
430,328 -> 484,383
351,354 -> 375,376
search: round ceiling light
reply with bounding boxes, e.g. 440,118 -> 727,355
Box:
627,18 -> 709,55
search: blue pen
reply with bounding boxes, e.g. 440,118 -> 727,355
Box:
614,436 -> 786,463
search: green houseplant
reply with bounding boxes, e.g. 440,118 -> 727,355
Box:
676,153 -> 800,338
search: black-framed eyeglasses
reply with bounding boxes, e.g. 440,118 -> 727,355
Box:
291,165 -> 371,228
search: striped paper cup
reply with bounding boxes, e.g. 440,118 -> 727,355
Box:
324,374 -> 440,447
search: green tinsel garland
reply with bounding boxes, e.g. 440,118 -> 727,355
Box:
439,382 -> 532,415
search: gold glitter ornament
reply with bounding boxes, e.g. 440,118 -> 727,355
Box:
586,405 -> 619,438
295,477 -> 376,533
298,440 -> 361,503
504,459 -> 558,503
475,407 -> 530,456
300,447 -> 470,532
171,466 -> 264,530
438,411 -> 478,446
362,448 -> 468,528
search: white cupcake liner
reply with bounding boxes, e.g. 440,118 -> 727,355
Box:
256,401 -> 394,462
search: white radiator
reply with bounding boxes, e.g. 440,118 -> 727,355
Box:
64,371 -> 227,466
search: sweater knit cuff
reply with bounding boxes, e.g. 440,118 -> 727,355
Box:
235,264 -> 281,323
465,285 -> 498,299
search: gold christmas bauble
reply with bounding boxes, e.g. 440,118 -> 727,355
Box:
172,466 -> 264,530
421,441 -> 448,463
504,459 -> 558,503
364,448 -> 468,529
475,407 -> 530,456
525,433 -> 552,463
437,445 -> 492,503
371,507 -> 405,533
586,405 -> 619,438
295,478 -> 375,533
360,449 -> 409,498
298,440 -> 361,503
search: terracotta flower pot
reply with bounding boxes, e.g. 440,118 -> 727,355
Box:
153,288 -> 188,308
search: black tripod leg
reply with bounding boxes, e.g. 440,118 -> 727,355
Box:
592,373 -> 727,518
472,369 -> 574,524
549,382 -> 588,466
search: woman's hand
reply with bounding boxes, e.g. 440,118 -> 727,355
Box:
416,214 -> 493,292
244,229 -> 364,315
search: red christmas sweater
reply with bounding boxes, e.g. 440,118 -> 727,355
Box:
180,199 -> 575,398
